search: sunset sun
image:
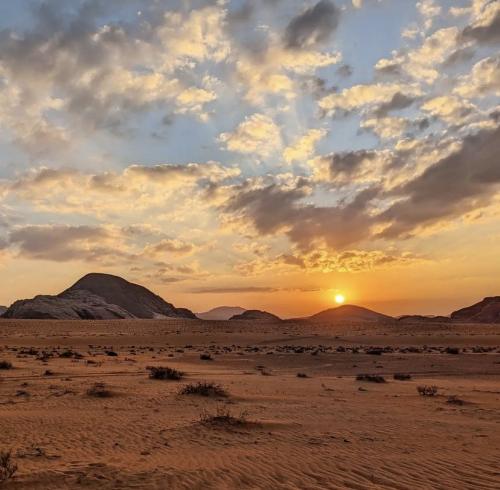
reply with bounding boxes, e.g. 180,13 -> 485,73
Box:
335,294 -> 345,305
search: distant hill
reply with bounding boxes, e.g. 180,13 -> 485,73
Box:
398,315 -> 451,323
197,306 -> 246,320
3,273 -> 196,320
308,305 -> 394,323
0,306 -> 7,316
230,309 -> 281,321
451,297 -> 500,323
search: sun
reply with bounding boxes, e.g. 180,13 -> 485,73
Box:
334,293 -> 345,305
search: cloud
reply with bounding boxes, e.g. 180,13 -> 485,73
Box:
284,1 -> 340,50
283,128 -> 327,163
143,239 -> 196,257
8,224 -> 120,262
191,286 -> 279,294
378,125 -> 500,238
462,1 -> 500,44
219,114 -> 282,158
454,55 -> 500,98
224,181 -> 377,250
319,83 -> 421,115
421,96 -> 477,124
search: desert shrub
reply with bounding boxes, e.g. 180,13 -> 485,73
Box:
43,369 -> 54,376
296,372 -> 309,378
366,348 -> 383,356
393,373 -> 412,381
0,361 -> 12,370
179,382 -> 227,397
199,353 -> 213,361
417,385 -> 438,396
59,350 -> 83,359
445,347 -> 460,355
356,374 -> 386,383
148,366 -> 183,380
86,382 -> 113,398
199,406 -> 249,428
0,450 -> 17,483
105,350 -> 118,357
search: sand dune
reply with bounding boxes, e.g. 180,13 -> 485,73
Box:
0,318 -> 499,489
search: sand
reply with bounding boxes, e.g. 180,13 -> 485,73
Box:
0,319 -> 499,489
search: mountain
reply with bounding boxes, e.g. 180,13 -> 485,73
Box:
398,315 -> 451,323
308,304 -> 394,323
197,306 -> 246,320
0,306 -> 7,316
451,297 -> 500,323
2,273 -> 196,320
230,309 -> 282,321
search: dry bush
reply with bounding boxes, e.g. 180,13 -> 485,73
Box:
446,395 -> 465,405
356,374 -> 386,383
199,353 -> 213,361
0,450 -> 17,483
179,382 -> 227,397
86,382 -> 113,398
297,372 -> 309,378
393,373 -> 412,381
0,361 -> 12,370
417,385 -> 438,396
148,366 -> 183,380
199,406 -> 249,428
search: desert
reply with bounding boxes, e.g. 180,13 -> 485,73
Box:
1,309 -> 499,488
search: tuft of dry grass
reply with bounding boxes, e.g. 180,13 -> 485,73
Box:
199,405 -> 250,428
179,382 -> 227,397
417,385 -> 438,397
0,450 -> 17,483
86,382 -> 113,398
148,366 -> 183,380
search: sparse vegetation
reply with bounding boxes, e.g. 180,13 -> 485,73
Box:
199,353 -> 213,361
0,450 -> 17,483
199,405 -> 250,428
0,361 -> 12,370
148,366 -> 183,380
86,382 -> 113,398
393,373 -> 412,381
297,372 -> 309,378
179,382 -> 227,397
59,350 -> 83,359
417,385 -> 438,397
445,347 -> 460,355
356,374 -> 386,383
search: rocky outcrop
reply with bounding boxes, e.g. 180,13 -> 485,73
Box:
3,273 -> 196,320
451,297 -> 500,323
308,305 -> 394,323
230,309 -> 281,321
197,306 -> 246,320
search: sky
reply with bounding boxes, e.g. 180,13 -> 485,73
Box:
0,0 -> 499,317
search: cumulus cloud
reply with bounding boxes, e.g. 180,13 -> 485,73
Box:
283,128 -> 327,163
219,114 -> 282,158
284,1 -> 340,50
378,125 -> 500,238
454,55 -> 500,98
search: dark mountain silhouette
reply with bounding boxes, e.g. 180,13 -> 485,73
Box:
0,306 -> 7,316
197,306 -> 246,320
451,297 -> 500,323
230,309 -> 282,321
2,273 -> 196,320
398,315 -> 451,323
308,304 -> 394,323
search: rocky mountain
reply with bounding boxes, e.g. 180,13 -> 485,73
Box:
2,273 -> 196,320
230,309 -> 282,321
197,306 -> 246,320
308,305 -> 394,323
451,297 -> 500,323
0,306 -> 7,316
